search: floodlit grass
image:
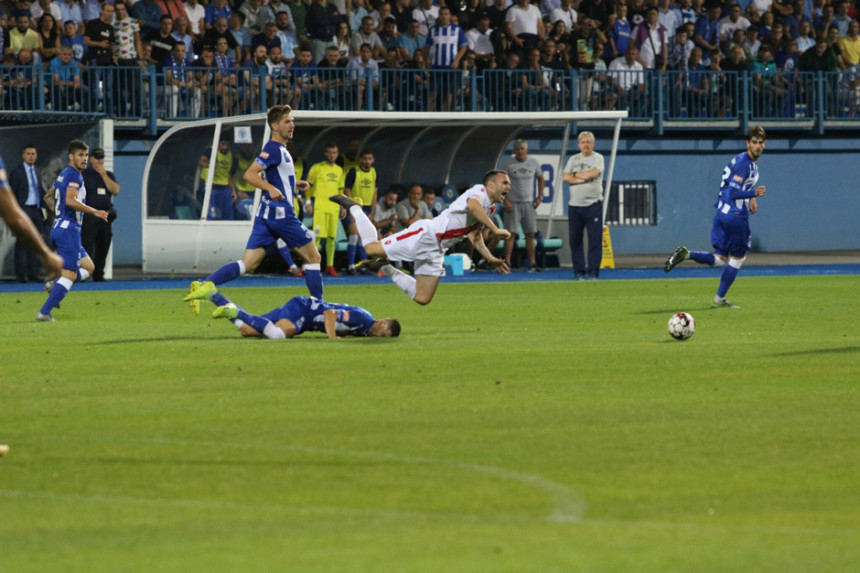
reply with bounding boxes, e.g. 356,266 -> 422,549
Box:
1,275 -> 858,572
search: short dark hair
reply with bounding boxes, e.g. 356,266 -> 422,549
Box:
483,169 -> 507,185
22,143 -> 36,152
68,139 -> 89,155
267,104 -> 292,126
386,319 -> 401,337
160,14 -> 172,22
746,125 -> 767,141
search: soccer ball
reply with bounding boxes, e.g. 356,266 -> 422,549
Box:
668,312 -> 695,340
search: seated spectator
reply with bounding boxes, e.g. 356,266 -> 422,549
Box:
4,49 -> 39,109
836,61 -> 860,117
608,45 -> 646,114
467,14 -> 496,71
193,45 -> 221,116
37,14 -> 62,66
274,11 -> 298,62
744,26 -> 762,59
796,20 -> 816,55
333,21 -> 352,61
317,45 -> 347,109
241,44 -> 272,111
719,2 -> 751,44
783,0 -> 811,41
750,44 -> 787,116
204,0 -> 233,32
162,42 -> 198,117
379,46 -> 406,111
6,13 -> 42,63
239,0 -> 267,37
396,184 -> 432,230
373,187 -> 401,237
589,41 -> 618,110
379,17 -> 400,54
251,22 -> 282,56
412,0 -> 438,38
290,46 -> 322,109
229,12 -> 252,63
172,16 -> 195,61
266,45 -> 299,107
202,17 -> 242,65
398,19 -> 426,64
60,19 -> 85,63
351,15 -> 384,60
49,44 -> 84,110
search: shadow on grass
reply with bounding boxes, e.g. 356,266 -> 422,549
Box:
772,345 -> 860,357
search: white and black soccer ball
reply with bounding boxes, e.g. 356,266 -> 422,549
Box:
668,312 -> 695,340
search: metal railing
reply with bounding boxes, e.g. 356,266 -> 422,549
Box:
2,64 -> 858,133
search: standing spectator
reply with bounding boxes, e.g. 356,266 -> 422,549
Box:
213,36 -> 238,115
609,45 -> 645,113
80,147 -> 119,282
783,0 -> 810,40
131,0 -> 165,35
183,0 -> 207,43
694,3 -> 721,62
163,42 -> 198,116
50,45 -> 84,111
608,4 -> 632,61
500,139 -> 545,272
252,22 -> 282,56
9,144 -> 48,283
6,13 -> 41,60
550,0 -> 578,32
562,131 -> 605,280
0,154 -> 63,283
114,1 -> 145,117
813,4 -> 835,41
287,0 -> 308,43
84,2 -> 116,114
578,0 -> 614,28
204,0 -> 233,32
412,0 -> 439,38
668,25 -> 694,72
425,6 -> 467,111
38,140 -> 110,322
467,14 -> 496,71
202,17 -> 241,64
398,18 -> 426,64
506,0 -> 545,60
347,0 -> 370,33
351,15 -> 384,59
719,2 -> 752,45
391,0 -> 413,34
172,16 -> 196,61
156,0 -> 188,24
61,19 -> 85,63
306,0 -> 344,65
346,42 -> 380,108
656,0 -> 682,43
634,7 -> 668,71
486,0 -> 511,57
147,14 -> 178,67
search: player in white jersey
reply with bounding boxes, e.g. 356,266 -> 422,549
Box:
331,170 -> 512,305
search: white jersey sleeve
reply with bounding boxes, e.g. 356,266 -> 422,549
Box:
429,184 -> 493,250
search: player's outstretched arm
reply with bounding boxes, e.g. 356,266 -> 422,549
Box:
0,188 -> 63,279
323,310 -> 341,339
468,228 -> 510,274
467,198 -> 510,240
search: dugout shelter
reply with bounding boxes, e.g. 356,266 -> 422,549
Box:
142,111 -> 626,274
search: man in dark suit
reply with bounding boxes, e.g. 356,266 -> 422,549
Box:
9,144 -> 49,282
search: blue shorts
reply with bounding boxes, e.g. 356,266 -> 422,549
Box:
50,222 -> 88,271
711,212 -> 751,258
261,296 -> 313,334
245,209 -> 314,251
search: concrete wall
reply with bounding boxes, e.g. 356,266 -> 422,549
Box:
110,133 -> 860,265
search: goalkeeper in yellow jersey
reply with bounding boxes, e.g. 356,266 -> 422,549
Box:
306,143 -> 345,276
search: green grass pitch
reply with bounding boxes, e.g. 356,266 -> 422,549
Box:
1,275 -> 858,572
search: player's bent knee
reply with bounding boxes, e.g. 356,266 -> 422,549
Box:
728,257 -> 745,270
412,295 -> 433,306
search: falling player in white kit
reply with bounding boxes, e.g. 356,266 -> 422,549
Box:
331,170 -> 512,305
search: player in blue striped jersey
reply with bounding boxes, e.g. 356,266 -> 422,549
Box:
37,140 -> 110,321
185,105 -> 324,314
664,126 -> 768,308
185,281 -> 400,339
0,155 -> 63,283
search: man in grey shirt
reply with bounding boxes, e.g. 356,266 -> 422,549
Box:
562,131 -> 605,279
500,139 -> 545,272
395,184 -> 433,230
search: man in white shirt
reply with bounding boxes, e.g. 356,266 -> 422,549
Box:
719,2 -> 751,43
609,46 -> 645,113
466,14 -> 495,69
549,0 -> 578,31
412,0 -> 439,38
184,0 -> 207,39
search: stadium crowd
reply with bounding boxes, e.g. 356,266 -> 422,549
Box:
1,0 -> 860,116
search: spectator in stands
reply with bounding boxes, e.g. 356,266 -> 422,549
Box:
609,45 -> 646,114
406,49 -> 431,110
50,45 -> 83,110
608,4 -> 633,62
318,45 -> 347,109
85,2 -> 116,114
333,20 -> 352,61
589,41 -> 618,110
379,46 -> 405,110
147,14 -> 178,68
784,0 -> 811,40
114,1 -> 145,117
213,36 -> 238,115
796,20 -> 816,55
346,42 -> 380,109
193,45 -> 222,115
412,0 -> 438,38
202,17 -> 241,64
391,0 -> 413,34
172,16 -> 196,61
204,0 -> 232,32
656,0 -> 681,43
251,22 -> 282,57
61,19 -> 85,63
813,3 -> 836,41
550,0 -> 578,33
351,15 -> 384,59
347,0 -> 369,33
668,26 -> 694,72
750,44 -> 785,116
156,0 -> 188,24
184,0 -> 206,44
547,20 -> 570,54
396,183 -> 432,231
675,0 -> 700,25
4,49 -> 39,109
838,19 -> 860,68
163,42 -> 198,117
58,0 -> 85,36
758,11 -> 774,41
626,0 -> 649,28
693,3 -> 722,63
719,2 -> 752,45
467,14 -> 495,71
266,45 -> 296,106
426,6 -> 467,111
836,61 -> 860,117
635,7 -> 669,72
6,13 -> 41,61
379,17 -> 400,53
744,25 -> 762,59
500,139 -> 544,272
833,2 -> 851,38
369,2 -> 393,32
680,46 -> 709,117
229,12 -> 252,63
241,44 -> 272,111
306,0 -> 343,65
274,11 -> 298,61
239,0 -> 268,37
37,14 -> 61,67
562,130 -> 605,280
31,0 -> 63,28
707,49 -> 732,117
800,38 -> 838,114
506,0 -> 545,60
132,0 -> 165,35
578,0 -> 613,29
291,46 -> 322,109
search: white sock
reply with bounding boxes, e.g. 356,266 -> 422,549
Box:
350,206 -> 377,245
57,276 -> 74,291
714,258 -> 727,267
231,319 -> 246,329
237,260 -> 247,275
78,268 -> 90,281
382,264 -> 416,299
263,322 -> 286,339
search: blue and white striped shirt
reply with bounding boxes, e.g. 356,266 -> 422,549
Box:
426,23 -> 466,69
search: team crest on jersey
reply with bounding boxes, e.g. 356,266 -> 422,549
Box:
68,181 -> 80,188
732,175 -> 744,183
259,151 -> 270,159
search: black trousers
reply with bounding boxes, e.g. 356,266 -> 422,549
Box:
14,204 -> 45,280
568,201 -> 603,277
81,214 -> 113,280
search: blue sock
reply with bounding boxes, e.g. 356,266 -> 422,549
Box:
357,244 -> 367,261
211,292 -> 230,307
278,244 -> 296,268
206,261 -> 242,285
41,281 -> 69,315
690,251 -> 716,265
304,266 -> 323,299
236,308 -> 271,334
347,243 -> 357,267
717,265 -> 739,298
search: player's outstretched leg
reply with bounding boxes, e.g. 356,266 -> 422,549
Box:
38,276 -> 73,321
380,264 -> 417,299
714,257 -> 743,309
183,280 -> 217,302
276,238 -> 300,275
356,257 -> 390,273
212,302 -> 238,319
186,281 -> 203,315
331,196 -> 376,246
664,246 -> 689,272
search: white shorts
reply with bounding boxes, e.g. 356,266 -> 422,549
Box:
380,220 -> 445,277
